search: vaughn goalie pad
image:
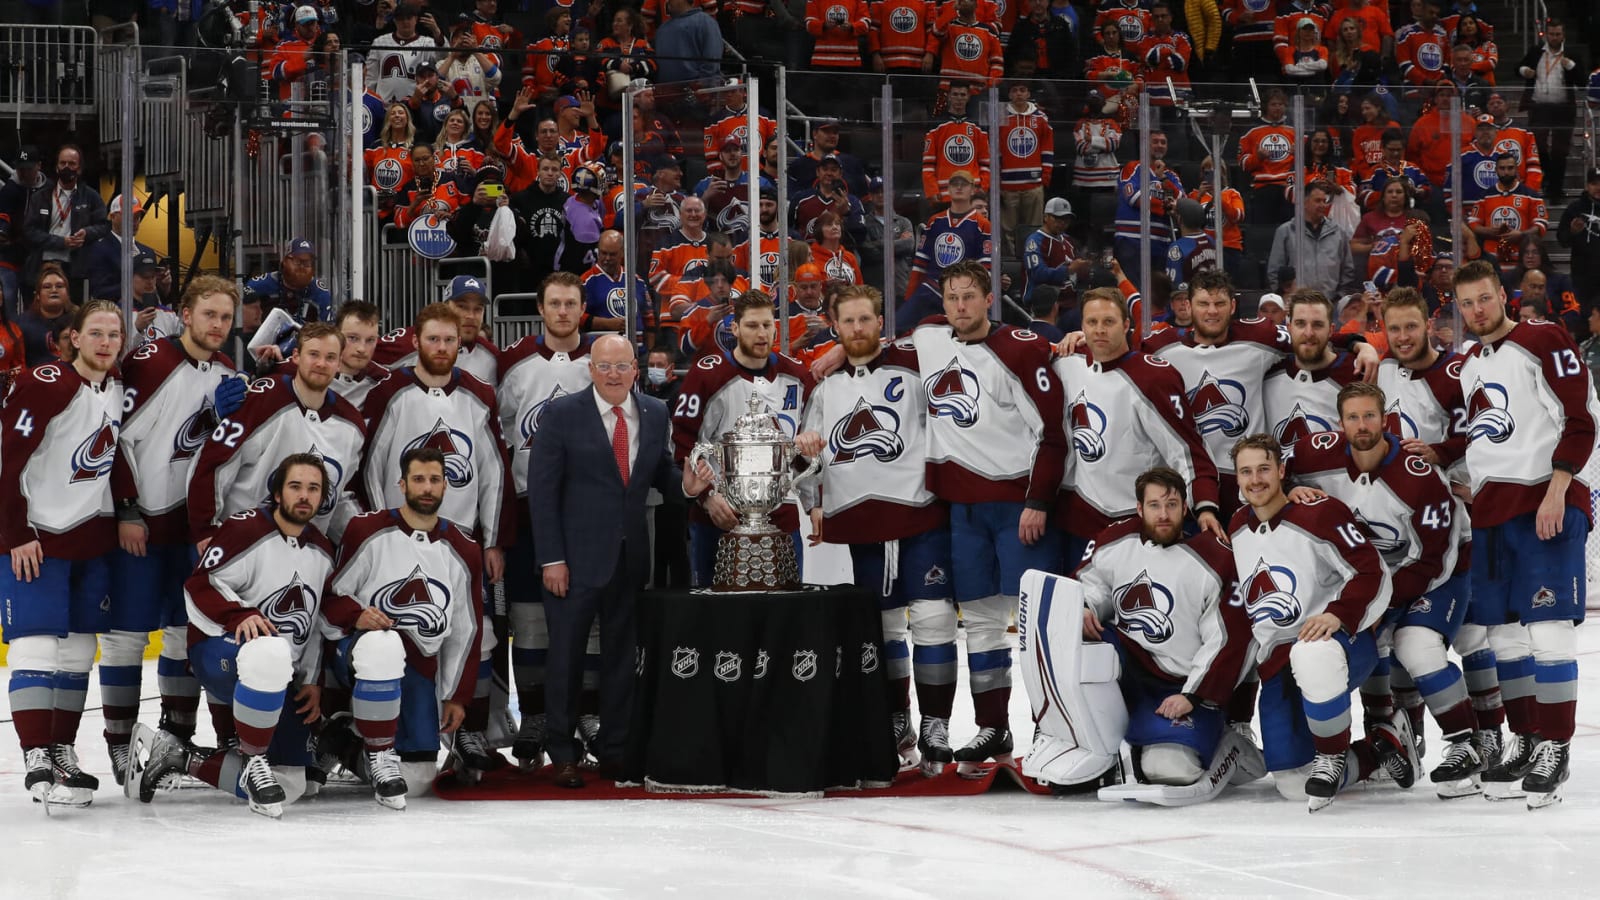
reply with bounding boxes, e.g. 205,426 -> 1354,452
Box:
1096,730 -> 1263,807
1018,569 -> 1128,787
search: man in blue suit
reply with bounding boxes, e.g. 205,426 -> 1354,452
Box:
530,332 -> 714,788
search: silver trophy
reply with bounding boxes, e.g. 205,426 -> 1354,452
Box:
687,392 -> 821,591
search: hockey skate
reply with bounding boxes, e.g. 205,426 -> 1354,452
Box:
1482,732 -> 1538,800
238,753 -> 286,819
1430,737 -> 1486,799
305,712 -> 360,798
446,730 -> 503,784
1371,712 -> 1419,790
107,742 -> 130,788
512,713 -> 548,771
365,748 -> 408,810
917,716 -> 952,777
126,723 -> 192,803
1304,752 -> 1346,812
891,711 -> 919,770
24,747 -> 55,809
577,715 -> 602,769
46,744 -> 98,808
953,727 -> 1014,779
1522,740 -> 1570,810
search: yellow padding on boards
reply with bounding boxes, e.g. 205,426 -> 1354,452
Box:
0,628 -> 164,666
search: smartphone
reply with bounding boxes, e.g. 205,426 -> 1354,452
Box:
482,183 -> 506,198
1363,280 -> 1378,295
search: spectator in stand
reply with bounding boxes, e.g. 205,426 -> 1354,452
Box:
1395,0 -> 1450,101
263,6 -> 322,101
1326,0 -> 1392,57
1557,169 -> 1600,312
1350,93 -> 1400,182
1483,91 -> 1544,194
24,144 -> 107,302
1268,181 -> 1357,300
1112,129 -> 1182,278
693,139 -> 769,240
1329,18 -> 1368,81
1353,179 -> 1434,290
526,8 -> 574,104
998,81 -> 1053,259
1084,21 -> 1139,83
1190,156 -> 1246,285
1503,238 -> 1578,326
921,82 -> 990,206
1008,0 -> 1078,78
1221,0 -> 1277,83
1468,153 -> 1548,277
434,108 -> 482,178
809,211 -> 863,285
1517,20 -> 1587,203
85,195 -> 166,303
703,82 -> 778,181
562,165 -> 607,274
793,156 -> 867,244
870,0 -> 933,76
511,154 -> 570,286
638,158 -> 688,233
1239,89 -> 1296,225
245,238 -> 332,334
583,229 -> 653,335
122,252 -> 182,352
923,0 -> 1004,87
654,0 -> 723,86
1360,129 -> 1432,211
1137,2 -> 1192,109
13,262 -> 73,364
369,4 -> 445,104
553,92 -> 607,175
0,146 -> 43,308
597,8 -> 656,122
1280,17 -> 1330,89
1407,82 -> 1474,196
405,61 -> 453,143
1453,15 -> 1496,85
1421,255 -> 1456,312
789,119 -> 867,199
899,169 -> 992,327
368,104 -> 417,221
1444,45 -> 1489,111
1020,197 -> 1085,308
806,0 -> 870,73
438,26 -> 503,117
1297,128 -> 1358,206
1073,80 -> 1125,244
859,177 -> 915,302
1095,0 -> 1149,42
647,193 -> 709,292
394,142 -> 469,228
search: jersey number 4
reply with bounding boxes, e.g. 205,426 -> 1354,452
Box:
12,410 -> 33,438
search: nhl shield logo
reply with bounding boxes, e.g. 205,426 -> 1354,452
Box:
672,646 -> 700,679
636,646 -> 647,677
715,651 -> 743,683
860,642 -> 879,674
792,649 -> 818,682
754,649 -> 770,679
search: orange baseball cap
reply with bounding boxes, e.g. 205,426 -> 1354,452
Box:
794,263 -> 826,284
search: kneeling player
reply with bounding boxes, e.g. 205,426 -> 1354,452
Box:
1230,434 -> 1416,811
132,454 -> 335,818
319,447 -> 484,809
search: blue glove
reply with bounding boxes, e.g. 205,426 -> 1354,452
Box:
214,375 -> 249,419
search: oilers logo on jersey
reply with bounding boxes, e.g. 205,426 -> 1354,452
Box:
890,8 -> 916,31
71,414 -> 119,483
373,157 -> 406,191
1417,41 -> 1444,72
1188,373 -> 1249,437
1274,402 -> 1335,451
520,385 -> 570,448
373,565 -> 451,638
404,417 -> 475,486
1069,391 -> 1109,461
1473,159 -> 1497,189
172,401 -> 218,462
925,359 -> 982,427
261,576 -> 318,644
932,231 -> 968,268
1258,133 -> 1291,162
954,33 -> 983,62
829,397 -> 905,463
1465,379 -> 1514,443
1112,570 -> 1177,643
943,134 -> 976,168
1242,558 -> 1302,626
1007,127 -> 1038,158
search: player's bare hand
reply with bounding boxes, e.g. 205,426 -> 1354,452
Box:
234,614 -> 277,643
294,684 -> 321,724
1196,510 -> 1225,540
808,507 -> 824,547
1156,694 -> 1194,720
356,607 -> 394,631
542,562 -> 570,598
1286,485 -> 1326,505
1353,341 -> 1381,381
1399,438 -> 1439,464
118,520 -> 148,557
1018,508 -> 1047,546
1055,331 -> 1086,357
135,307 -> 158,332
1536,489 -> 1566,540
253,344 -> 284,364
1297,612 -> 1342,642
1081,607 -> 1104,640
704,491 -> 739,531
794,430 -> 824,458
440,700 -> 466,733
484,547 -> 505,584
810,342 -> 847,379
10,541 -> 43,582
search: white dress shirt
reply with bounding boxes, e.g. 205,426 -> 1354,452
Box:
594,387 -> 639,473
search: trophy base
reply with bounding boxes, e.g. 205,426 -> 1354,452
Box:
710,529 -> 800,592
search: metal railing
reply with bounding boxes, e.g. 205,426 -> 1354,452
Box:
0,24 -> 99,126
492,302 -> 543,349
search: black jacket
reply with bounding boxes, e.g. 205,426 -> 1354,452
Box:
23,180 -> 108,282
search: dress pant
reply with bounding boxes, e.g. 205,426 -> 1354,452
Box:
1528,102 -> 1576,199
542,545 -> 638,765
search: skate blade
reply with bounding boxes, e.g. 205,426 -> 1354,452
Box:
1307,794 -> 1335,813
248,800 -> 285,819
1526,789 -> 1563,810
375,793 -> 407,810
919,760 -> 947,779
1434,776 -> 1483,799
956,753 -> 1015,780
44,785 -> 94,809
1483,780 -> 1527,801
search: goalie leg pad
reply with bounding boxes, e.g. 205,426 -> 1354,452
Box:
1139,743 -> 1205,786
1017,569 -> 1128,787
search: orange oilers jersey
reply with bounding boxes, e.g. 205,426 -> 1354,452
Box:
733,230 -> 783,293
704,111 -> 778,177
1351,121 -> 1397,181
921,118 -> 991,202
527,35 -> 570,96
1396,24 -> 1449,85
928,21 -> 1003,86
1220,0 -> 1274,43
1469,190 -> 1549,271
810,244 -> 864,284
870,0 -> 935,71
806,0 -> 872,68
1493,126 -> 1543,192
648,231 -> 711,294
394,181 -> 469,228
1272,11 -> 1327,66
1188,186 -> 1245,251
365,146 -> 413,193
1095,6 -> 1153,44
999,107 -> 1054,190
1238,122 -> 1297,186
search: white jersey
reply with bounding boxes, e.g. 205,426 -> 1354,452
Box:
184,509 -> 335,682
1229,495 -> 1392,679
1260,352 -> 1361,456
366,33 -> 441,102
360,367 -> 514,547
1376,352 -> 1471,485
374,328 -> 502,388
497,335 -> 594,496
1146,318 -> 1291,473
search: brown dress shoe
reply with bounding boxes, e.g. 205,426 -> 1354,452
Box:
552,762 -> 586,789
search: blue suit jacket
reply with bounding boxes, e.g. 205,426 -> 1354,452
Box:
529,386 -> 679,591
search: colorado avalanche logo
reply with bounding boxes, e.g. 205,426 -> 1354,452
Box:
1007,127 -> 1038,158
1465,379 -> 1514,443
829,397 -> 905,464
1188,373 -> 1249,438
925,359 -> 981,427
1273,402 -> 1335,450
1473,159 -> 1497,190
1112,570 -> 1176,643
373,157 -> 405,191
1260,134 -> 1291,162
1353,511 -> 1407,557
1384,400 -> 1418,439
953,32 -> 983,62
1069,392 -> 1108,461
519,385 -> 570,447
172,400 -> 218,461
890,7 -> 916,31
932,232 -> 967,268
260,576 -> 317,644
942,134 -> 975,168
404,418 -> 475,486
303,444 -> 345,517
1242,558 -> 1302,626
70,414 -> 119,483
372,565 -> 451,638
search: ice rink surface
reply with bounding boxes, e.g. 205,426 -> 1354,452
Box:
5,624 -> 1600,899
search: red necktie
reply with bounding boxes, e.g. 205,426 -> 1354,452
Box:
612,406 -> 629,486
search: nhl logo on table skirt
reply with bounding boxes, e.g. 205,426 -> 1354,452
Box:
860,642 -> 879,674
714,651 -> 743,682
754,649 -> 770,679
407,213 -> 458,260
671,646 -> 700,679
792,650 -> 818,682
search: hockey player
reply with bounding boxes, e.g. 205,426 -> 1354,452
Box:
103,277 -> 240,782
358,301 -> 514,779
187,322 -> 367,544
671,291 -> 815,587
1076,467 -> 1254,793
795,285 -> 956,775
374,275 -> 502,388
1262,290 -> 1364,455
1289,382 -> 1489,797
912,259 -> 1067,771
274,301 -> 390,411
1228,434 -> 1416,811
319,447 -> 485,809
2,299 -> 124,808
132,454 -> 336,818
496,273 -> 599,768
1455,258 -> 1599,807
1052,287 -> 1223,567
